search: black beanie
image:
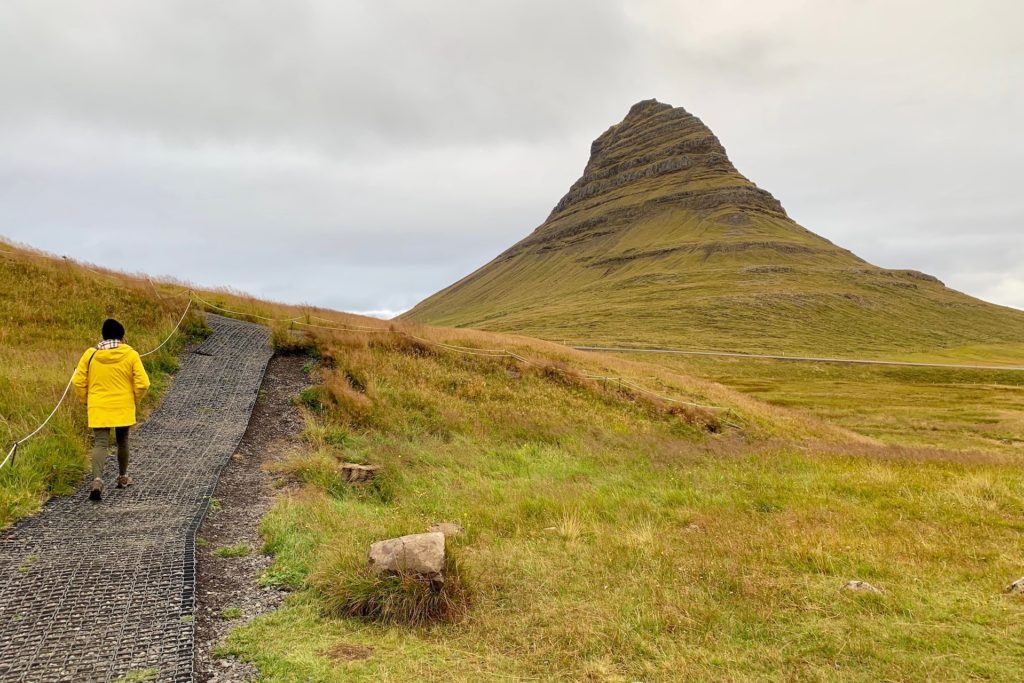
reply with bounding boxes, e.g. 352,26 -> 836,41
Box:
102,318 -> 125,340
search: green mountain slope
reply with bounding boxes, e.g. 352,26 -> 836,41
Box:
404,99 -> 1024,356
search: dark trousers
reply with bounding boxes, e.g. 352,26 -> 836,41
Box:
90,427 -> 129,480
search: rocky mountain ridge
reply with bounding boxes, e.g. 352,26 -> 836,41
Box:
404,99 -> 1024,356
502,99 -> 796,261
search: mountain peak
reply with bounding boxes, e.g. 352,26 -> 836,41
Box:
402,99 -> 1024,356
545,98 -> 785,239
626,97 -> 675,117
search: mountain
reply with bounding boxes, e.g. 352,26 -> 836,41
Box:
403,99 -> 1024,356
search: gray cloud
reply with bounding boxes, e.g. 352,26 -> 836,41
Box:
1,0 -> 1021,314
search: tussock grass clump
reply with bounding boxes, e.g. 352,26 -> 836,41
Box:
340,367 -> 369,393
319,554 -> 470,627
322,372 -> 374,426
369,332 -> 434,358
275,451 -> 349,497
528,359 -> 592,391
296,386 -> 327,413
274,449 -> 393,503
317,331 -> 369,354
270,325 -> 317,356
664,403 -> 724,433
301,419 -> 354,449
213,543 -> 252,558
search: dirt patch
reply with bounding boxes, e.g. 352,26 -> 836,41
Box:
324,643 -> 374,662
193,355 -> 309,682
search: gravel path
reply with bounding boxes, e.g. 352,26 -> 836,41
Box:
0,314 -> 272,682
193,354 -> 308,682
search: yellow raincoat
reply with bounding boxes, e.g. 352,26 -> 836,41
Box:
72,344 -> 151,428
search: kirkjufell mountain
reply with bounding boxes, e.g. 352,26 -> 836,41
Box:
404,99 -> 1024,355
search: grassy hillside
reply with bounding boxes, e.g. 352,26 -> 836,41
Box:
216,318 -> 1024,681
0,241 -> 384,526
0,237 -> 815,526
404,100 -> 1024,357
0,243 -> 208,525
3,239 -> 1023,680
624,353 -> 1024,455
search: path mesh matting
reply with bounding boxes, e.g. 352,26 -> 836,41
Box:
0,314 -> 272,682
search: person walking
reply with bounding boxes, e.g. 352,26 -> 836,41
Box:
72,318 -> 151,501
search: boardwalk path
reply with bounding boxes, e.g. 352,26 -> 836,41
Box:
0,314 -> 272,682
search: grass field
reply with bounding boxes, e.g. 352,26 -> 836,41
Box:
3,239 -> 1023,680
405,207 -> 1024,357
0,245 -> 209,526
0,241 -> 364,527
617,351 -> 1024,455
215,322 -> 1024,681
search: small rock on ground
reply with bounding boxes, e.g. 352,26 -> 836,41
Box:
369,531 -> 445,577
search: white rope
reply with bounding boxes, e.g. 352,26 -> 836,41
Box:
290,319 -> 389,334
140,299 -> 192,357
1,298 -> 194,470
306,313 -> 388,332
614,377 -> 723,410
146,277 -> 191,301
190,292 -> 305,323
0,373 -> 76,470
225,302 -> 723,410
146,277 -> 165,301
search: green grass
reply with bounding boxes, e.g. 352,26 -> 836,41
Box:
325,554 -> 470,627
221,606 -> 244,620
388,102 -> 1024,677
626,352 -> 1024,454
218,325 -> 1024,681
214,543 -> 252,558
113,669 -> 159,683
6,237 -> 1024,679
404,207 -> 1024,357
0,245 -> 210,527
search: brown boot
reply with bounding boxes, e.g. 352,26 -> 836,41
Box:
116,475 -> 133,489
89,478 -> 103,501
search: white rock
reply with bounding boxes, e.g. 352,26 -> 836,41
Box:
368,532 -> 445,577
1006,577 -> 1024,594
341,463 -> 381,483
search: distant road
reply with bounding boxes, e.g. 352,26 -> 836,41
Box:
573,346 -> 1024,372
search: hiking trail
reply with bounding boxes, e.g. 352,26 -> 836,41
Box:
0,314 -> 272,682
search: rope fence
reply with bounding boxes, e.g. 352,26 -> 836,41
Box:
188,292 -> 731,412
3,285 -> 737,473
188,294 -> 731,412
198,300 -> 730,413
1,299 -> 196,471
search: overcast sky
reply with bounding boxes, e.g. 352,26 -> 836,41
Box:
1,0 -> 1021,317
